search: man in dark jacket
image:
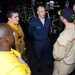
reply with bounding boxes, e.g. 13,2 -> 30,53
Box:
28,5 -> 52,72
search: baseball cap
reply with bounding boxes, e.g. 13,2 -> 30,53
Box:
58,8 -> 75,22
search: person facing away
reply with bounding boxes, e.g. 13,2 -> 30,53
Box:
0,23 -> 31,75
52,8 -> 75,75
6,9 -> 27,61
28,5 -> 53,72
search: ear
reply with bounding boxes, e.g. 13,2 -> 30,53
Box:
5,36 -> 10,42
8,17 -> 11,21
37,11 -> 39,15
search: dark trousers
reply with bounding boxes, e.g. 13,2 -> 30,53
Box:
34,38 -> 53,68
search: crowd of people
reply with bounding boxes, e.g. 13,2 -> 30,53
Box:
0,0 -> 75,75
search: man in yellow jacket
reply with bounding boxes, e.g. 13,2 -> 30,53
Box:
0,23 -> 31,75
6,9 -> 27,61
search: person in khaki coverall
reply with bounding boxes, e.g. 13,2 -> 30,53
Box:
52,8 -> 75,75
0,23 -> 31,75
6,9 -> 27,62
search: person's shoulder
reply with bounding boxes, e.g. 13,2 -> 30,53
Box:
11,48 -> 21,57
8,65 -> 31,75
45,17 -> 51,21
45,17 -> 51,23
29,17 -> 38,24
30,17 -> 38,22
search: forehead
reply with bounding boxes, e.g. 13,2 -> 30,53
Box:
73,4 -> 75,7
37,6 -> 45,11
12,13 -> 19,17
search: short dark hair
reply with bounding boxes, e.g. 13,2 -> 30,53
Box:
36,5 -> 45,11
6,9 -> 18,18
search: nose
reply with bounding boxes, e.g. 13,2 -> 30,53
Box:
17,17 -> 19,20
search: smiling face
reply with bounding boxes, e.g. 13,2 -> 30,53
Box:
8,12 -> 19,25
37,6 -> 46,19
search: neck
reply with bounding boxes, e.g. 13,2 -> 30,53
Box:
65,22 -> 73,27
0,44 -> 11,51
39,16 -> 45,20
8,21 -> 16,25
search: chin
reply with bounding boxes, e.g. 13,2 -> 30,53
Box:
16,23 -> 19,24
42,17 -> 45,19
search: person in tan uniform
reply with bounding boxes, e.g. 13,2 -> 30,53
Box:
6,9 -> 27,62
0,23 -> 31,75
52,8 -> 75,75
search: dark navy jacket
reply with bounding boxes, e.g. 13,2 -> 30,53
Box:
28,17 -> 51,41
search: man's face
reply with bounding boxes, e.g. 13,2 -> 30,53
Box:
37,6 -> 46,19
8,13 -> 19,25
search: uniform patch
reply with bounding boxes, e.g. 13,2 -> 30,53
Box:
18,57 -> 26,63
